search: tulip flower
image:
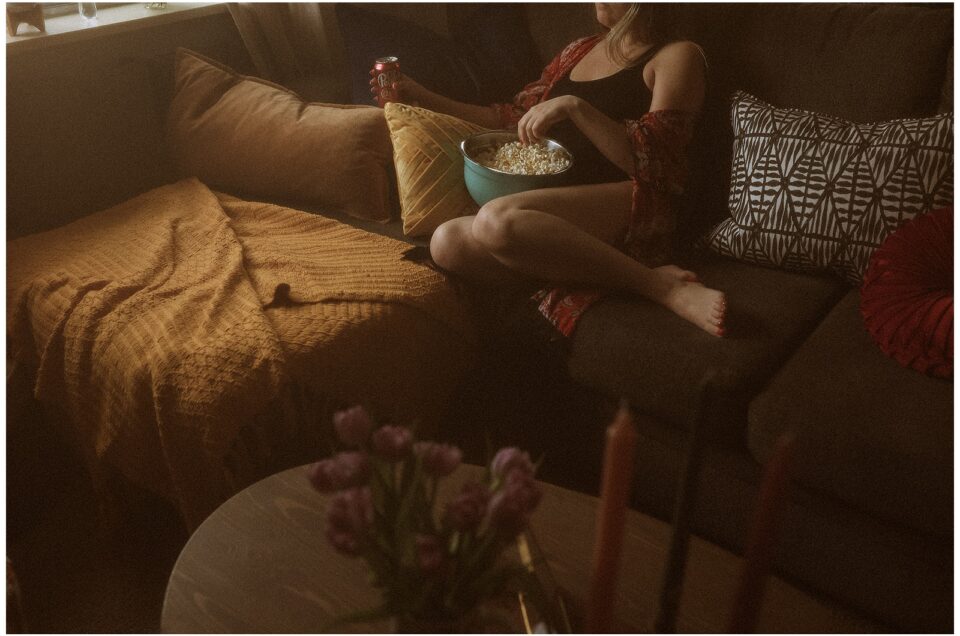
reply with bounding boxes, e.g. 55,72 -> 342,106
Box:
415,534 -> 445,573
371,425 -> 413,461
414,442 -> 463,477
308,451 -> 371,492
444,481 -> 490,532
487,468 -> 542,537
490,447 -> 535,480
326,487 -> 374,556
333,405 -> 374,447
309,404 -> 544,619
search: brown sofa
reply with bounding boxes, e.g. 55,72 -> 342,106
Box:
6,2 -> 952,632
566,4 -> 953,632
304,4 -> 953,631
570,5 -> 953,633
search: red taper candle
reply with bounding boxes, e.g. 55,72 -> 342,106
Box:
727,432 -> 797,633
586,400 -> 638,633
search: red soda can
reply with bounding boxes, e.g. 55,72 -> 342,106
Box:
373,56 -> 401,107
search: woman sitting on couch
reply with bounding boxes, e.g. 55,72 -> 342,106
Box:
373,2 -> 726,337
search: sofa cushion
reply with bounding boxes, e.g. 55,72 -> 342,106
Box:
334,3 -> 479,106
567,252 -> 846,437
748,289 -> 953,538
447,4 -> 544,103
701,92 -> 954,284
690,4 -> 953,124
861,206 -> 953,379
939,47 -> 953,114
383,102 -> 485,237
521,3 -> 597,69
166,49 -> 394,222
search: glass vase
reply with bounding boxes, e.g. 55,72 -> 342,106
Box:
392,614 -> 469,634
78,2 -> 97,25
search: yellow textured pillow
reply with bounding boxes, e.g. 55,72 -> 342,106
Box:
384,102 -> 489,237
166,48 -> 394,222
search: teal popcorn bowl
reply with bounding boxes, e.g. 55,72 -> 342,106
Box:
460,131 -> 573,207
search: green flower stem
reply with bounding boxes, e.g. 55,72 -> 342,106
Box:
445,531 -> 501,607
448,531 -> 461,556
429,476 -> 438,511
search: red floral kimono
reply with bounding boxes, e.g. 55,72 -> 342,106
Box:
492,35 -> 697,336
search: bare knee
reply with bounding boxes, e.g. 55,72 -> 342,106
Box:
473,198 -> 520,254
430,220 -> 471,272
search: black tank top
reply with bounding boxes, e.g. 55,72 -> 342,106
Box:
548,44 -> 663,185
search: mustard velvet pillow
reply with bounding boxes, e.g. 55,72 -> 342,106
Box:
384,102 -> 489,236
167,48 -> 394,222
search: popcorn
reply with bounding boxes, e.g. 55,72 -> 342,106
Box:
475,141 -> 571,175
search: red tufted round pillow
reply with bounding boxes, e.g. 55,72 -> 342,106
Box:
860,207 -> 953,379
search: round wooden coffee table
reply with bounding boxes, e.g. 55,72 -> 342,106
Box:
162,465 -> 879,633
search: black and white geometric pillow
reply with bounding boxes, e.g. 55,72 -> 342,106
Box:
703,91 -> 953,284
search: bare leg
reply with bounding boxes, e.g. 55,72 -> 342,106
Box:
431,181 -> 633,284
430,217 -> 528,287
431,182 -> 726,336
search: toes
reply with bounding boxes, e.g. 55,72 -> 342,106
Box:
710,315 -> 726,337
705,321 -> 724,337
715,298 -> 728,317
710,299 -> 726,337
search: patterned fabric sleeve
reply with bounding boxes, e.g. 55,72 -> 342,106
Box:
621,109 -> 698,266
625,109 -> 697,194
492,35 -> 604,129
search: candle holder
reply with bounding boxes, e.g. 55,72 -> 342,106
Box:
727,432 -> 797,633
654,371 -> 718,633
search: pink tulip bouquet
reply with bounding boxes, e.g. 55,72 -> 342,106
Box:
308,406 -> 544,630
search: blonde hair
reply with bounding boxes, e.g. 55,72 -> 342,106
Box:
603,4 -> 682,68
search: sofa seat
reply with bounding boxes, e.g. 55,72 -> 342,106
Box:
748,289 -> 953,539
567,252 -> 847,437
628,410 -> 952,633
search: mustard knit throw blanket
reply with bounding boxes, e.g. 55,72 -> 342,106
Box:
7,179 -> 473,528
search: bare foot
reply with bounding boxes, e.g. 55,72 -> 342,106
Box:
662,279 -> 727,337
654,264 -> 700,283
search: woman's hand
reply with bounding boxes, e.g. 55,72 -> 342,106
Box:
368,70 -> 426,107
516,95 -> 581,145
365,70 -> 501,128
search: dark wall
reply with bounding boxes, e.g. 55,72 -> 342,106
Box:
7,10 -> 252,239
